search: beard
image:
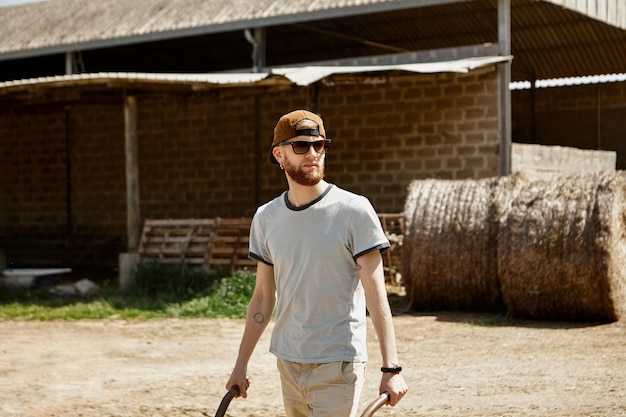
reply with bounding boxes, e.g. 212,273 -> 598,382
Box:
283,158 -> 325,186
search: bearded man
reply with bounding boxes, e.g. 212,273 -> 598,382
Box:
225,110 -> 408,417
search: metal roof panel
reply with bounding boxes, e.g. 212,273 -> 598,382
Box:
1,0 -> 625,81
0,56 -> 509,93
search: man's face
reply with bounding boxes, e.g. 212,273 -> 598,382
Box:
281,137 -> 326,186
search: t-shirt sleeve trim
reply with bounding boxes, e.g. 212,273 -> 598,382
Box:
249,251 -> 273,266
353,243 -> 390,260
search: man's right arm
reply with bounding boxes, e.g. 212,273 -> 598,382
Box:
225,262 -> 276,398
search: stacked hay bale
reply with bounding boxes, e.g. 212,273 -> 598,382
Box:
403,172 -> 626,321
403,175 -> 520,312
498,172 -> 626,321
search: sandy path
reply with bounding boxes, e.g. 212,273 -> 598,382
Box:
1,314 -> 624,416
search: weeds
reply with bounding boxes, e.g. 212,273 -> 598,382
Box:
0,263 -> 256,321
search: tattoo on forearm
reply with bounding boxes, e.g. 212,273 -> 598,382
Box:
254,312 -> 265,324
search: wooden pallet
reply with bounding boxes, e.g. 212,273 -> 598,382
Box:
378,213 -> 404,285
138,218 -> 217,269
206,217 -> 256,272
137,214 -> 403,280
138,217 -> 256,273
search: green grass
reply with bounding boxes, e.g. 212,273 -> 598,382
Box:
0,263 -> 256,321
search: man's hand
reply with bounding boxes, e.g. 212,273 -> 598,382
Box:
225,369 -> 250,398
380,372 -> 408,406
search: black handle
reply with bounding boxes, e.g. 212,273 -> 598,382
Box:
214,385 -> 240,417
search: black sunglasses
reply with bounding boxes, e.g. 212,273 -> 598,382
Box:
279,139 -> 332,155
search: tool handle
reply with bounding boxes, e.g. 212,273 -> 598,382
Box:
214,385 -> 240,417
359,392 -> 390,417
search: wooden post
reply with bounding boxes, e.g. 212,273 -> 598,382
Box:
498,0 -> 512,176
124,95 -> 140,251
118,252 -> 140,290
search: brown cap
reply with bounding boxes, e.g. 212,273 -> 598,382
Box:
269,109 -> 326,165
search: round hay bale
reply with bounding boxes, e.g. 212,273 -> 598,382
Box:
498,172 -> 626,322
402,175 -> 523,312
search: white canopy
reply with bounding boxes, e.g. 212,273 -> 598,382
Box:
272,56 -> 512,86
0,56 -> 512,91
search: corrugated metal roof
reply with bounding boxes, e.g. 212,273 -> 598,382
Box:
0,71 -> 277,89
0,0 -> 450,57
0,56 -> 510,92
0,0 -> 625,81
272,56 -> 511,85
545,0 -> 626,29
511,0 -> 626,79
1,0 -> 624,57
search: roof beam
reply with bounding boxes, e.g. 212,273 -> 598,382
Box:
292,23 -> 409,54
269,43 -> 501,68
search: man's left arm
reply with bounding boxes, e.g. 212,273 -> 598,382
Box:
357,250 -> 408,406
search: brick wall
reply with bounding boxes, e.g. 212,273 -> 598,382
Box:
0,69 -> 502,269
512,143 -> 617,181
318,70 -> 501,212
1,107 -> 68,235
512,81 -> 626,169
137,94 -> 259,218
0,102 -> 127,267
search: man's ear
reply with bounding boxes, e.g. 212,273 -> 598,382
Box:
272,146 -> 283,165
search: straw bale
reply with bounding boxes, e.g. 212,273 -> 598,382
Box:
402,175 -> 523,311
498,172 -> 626,321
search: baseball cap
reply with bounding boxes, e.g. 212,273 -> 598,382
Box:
269,109 -> 326,165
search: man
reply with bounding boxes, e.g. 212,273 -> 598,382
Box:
226,109 -> 407,417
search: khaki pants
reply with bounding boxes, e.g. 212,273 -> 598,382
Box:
277,358 -> 366,417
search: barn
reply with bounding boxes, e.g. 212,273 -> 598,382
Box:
1,0 -> 625,283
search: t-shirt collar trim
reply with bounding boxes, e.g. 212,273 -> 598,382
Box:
284,184 -> 334,211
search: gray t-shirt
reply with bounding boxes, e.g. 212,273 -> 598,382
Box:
249,184 -> 389,363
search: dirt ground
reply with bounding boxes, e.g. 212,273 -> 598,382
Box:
1,306 -> 625,417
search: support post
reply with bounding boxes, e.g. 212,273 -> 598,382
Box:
124,95 -> 140,251
120,95 -> 141,288
118,252 -> 140,290
65,51 -> 73,75
244,28 -> 266,73
498,0 -> 512,175
252,27 -> 266,72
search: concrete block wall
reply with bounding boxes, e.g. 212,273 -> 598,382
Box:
137,94 -> 260,218
512,81 -> 626,170
70,103 -> 126,232
512,143 -> 617,181
318,69 -> 501,212
136,69 -> 501,216
1,107 -> 72,266
0,103 -> 128,267
1,107 -> 68,234
0,69 -> 502,268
